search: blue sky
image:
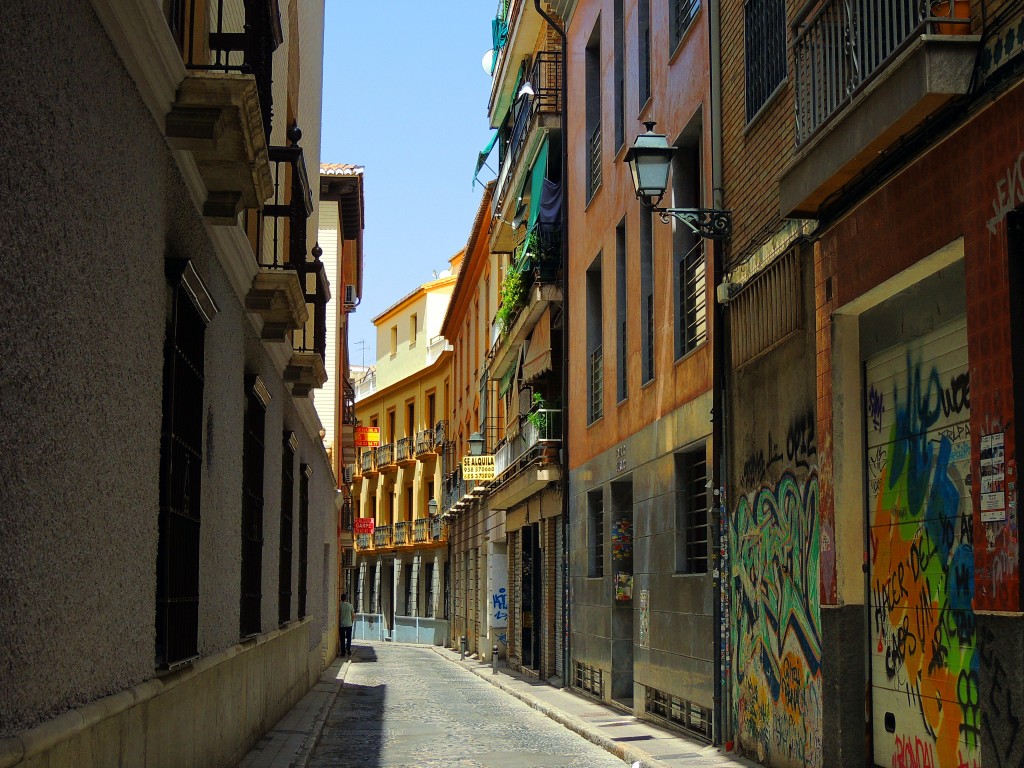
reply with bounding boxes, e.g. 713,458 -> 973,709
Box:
320,3 -> 498,366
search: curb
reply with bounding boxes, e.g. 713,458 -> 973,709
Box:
431,648 -> 672,768
294,657 -> 351,768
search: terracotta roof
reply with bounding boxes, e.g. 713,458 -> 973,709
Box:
320,163 -> 364,175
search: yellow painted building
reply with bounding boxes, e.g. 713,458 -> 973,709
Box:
345,255 -> 460,644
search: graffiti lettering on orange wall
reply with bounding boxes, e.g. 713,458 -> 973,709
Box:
732,471 -> 822,768
870,353 -> 978,768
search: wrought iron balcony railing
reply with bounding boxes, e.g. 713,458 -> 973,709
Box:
376,443 -> 395,468
494,50 -> 563,211
346,462 -> 359,481
590,345 -> 604,423
396,437 -> 413,463
342,380 -> 357,426
253,133 -> 313,273
494,409 -> 563,478
434,420 -> 448,449
168,0 -> 281,141
415,429 -> 434,456
360,449 -> 376,474
373,525 -> 393,548
356,532 -> 372,550
793,0 -> 971,145
340,499 -> 354,532
430,515 -> 448,541
414,518 -> 430,543
394,521 -> 411,546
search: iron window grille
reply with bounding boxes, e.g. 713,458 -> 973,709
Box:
671,0 -> 700,51
590,345 -> 604,423
744,0 -> 787,122
646,687 -> 712,739
299,465 -> 309,617
278,434 -> 295,626
574,660 -> 605,699
240,378 -> 268,638
638,0 -> 651,106
588,123 -> 603,200
679,243 -> 707,355
676,449 -> 709,573
155,264 -> 209,669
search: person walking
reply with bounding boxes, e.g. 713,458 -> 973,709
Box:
338,593 -> 354,656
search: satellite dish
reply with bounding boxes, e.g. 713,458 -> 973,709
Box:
482,49 -> 496,74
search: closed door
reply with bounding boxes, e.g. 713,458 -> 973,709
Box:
866,316 -> 977,768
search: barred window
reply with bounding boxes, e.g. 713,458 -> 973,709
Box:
671,0 -> 700,51
241,377 -> 268,637
155,262 -> 212,668
744,0 -> 787,122
675,447 -> 709,573
298,464 -> 310,617
278,434 -> 295,626
587,254 -> 604,423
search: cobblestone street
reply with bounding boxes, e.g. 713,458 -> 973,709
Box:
309,643 -> 629,768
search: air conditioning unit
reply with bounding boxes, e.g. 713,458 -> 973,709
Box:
344,284 -> 357,308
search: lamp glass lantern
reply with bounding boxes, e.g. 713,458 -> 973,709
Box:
468,431 -> 485,456
428,498 -> 437,517
623,121 -> 675,206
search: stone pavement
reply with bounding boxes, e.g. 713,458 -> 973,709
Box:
236,641 -> 761,768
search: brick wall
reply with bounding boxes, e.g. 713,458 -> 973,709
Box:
816,80 -> 1024,612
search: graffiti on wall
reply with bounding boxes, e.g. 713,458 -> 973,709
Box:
732,470 -> 822,768
868,344 -> 978,768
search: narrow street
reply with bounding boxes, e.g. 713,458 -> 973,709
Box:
309,643 -> 628,768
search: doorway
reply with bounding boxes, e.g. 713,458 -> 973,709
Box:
610,480 -> 634,708
521,523 -> 542,671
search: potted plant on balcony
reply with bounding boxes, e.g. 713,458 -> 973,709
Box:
526,392 -> 548,433
496,265 -> 525,337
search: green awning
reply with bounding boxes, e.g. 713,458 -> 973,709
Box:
499,359 -> 517,396
473,131 -> 499,187
527,139 -> 549,232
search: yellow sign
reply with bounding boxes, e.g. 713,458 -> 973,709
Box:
462,455 -> 495,482
355,426 -> 380,447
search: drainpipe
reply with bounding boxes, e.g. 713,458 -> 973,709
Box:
534,0 -> 570,685
708,0 -> 727,747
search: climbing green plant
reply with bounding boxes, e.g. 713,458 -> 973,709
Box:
526,392 -> 547,432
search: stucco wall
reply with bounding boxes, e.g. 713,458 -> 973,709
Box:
0,0 -> 336,742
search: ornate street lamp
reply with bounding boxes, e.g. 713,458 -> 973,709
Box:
428,498 -> 438,517
624,121 -> 732,240
468,431 -> 486,457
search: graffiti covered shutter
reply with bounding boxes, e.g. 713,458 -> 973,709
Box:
865,315 -> 976,768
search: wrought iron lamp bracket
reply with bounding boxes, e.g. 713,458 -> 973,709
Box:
653,207 -> 733,240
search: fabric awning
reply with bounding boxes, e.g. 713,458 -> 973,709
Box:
522,306 -> 553,383
526,139 -> 549,232
473,131 -> 499,187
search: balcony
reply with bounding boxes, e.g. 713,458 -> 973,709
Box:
285,243 -> 329,397
340,381 -> 357,466
780,0 -> 977,217
430,515 -> 449,542
340,499 -> 354,533
414,518 -> 430,543
360,449 -> 377,477
394,521 -> 412,546
396,437 -> 416,467
488,0 -> 550,120
492,50 -> 563,249
356,532 -> 372,551
376,443 -> 397,474
434,420 -> 448,450
373,525 -> 393,549
346,462 -> 360,482
490,408 -> 562,510
354,370 -> 377,401
490,255 -> 563,383
426,335 -> 452,366
165,0 -> 281,222
246,135 -> 312,343
415,428 -> 436,457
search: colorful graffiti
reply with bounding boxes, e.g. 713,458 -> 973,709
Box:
868,346 -> 978,768
732,471 -> 822,768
